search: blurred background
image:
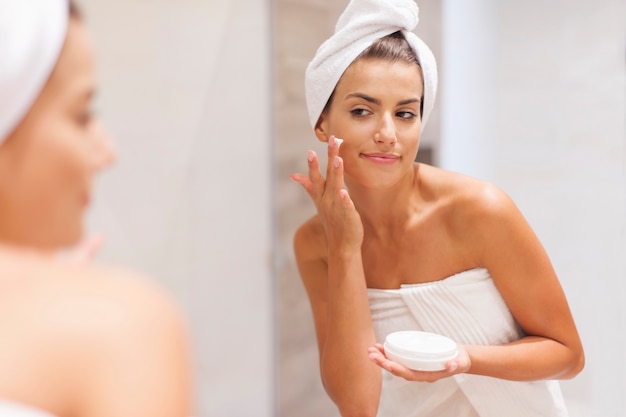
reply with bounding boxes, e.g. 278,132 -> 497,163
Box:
80,0 -> 624,416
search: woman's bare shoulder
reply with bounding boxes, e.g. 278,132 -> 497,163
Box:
0,256 -> 190,415
0,256 -> 187,364
293,214 -> 327,263
416,164 -> 522,255
418,163 -> 514,216
7,259 -> 183,321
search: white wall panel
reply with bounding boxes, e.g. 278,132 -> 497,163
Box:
442,1 -> 626,415
80,1 -> 274,416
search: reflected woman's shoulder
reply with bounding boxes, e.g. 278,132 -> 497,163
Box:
0,257 -> 191,416
12,260 -> 188,353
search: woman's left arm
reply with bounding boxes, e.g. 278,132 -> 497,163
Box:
368,183 -> 584,382
464,184 -> 584,381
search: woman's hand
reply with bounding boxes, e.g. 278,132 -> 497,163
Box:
367,343 -> 471,383
57,234 -> 104,266
290,135 -> 363,251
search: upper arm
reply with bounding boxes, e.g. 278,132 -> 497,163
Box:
471,185 -> 582,354
293,220 -> 329,359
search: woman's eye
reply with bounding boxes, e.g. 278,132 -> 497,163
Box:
397,111 -> 416,120
350,108 -> 371,117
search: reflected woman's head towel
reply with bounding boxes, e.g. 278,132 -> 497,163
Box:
0,0 -> 115,249
0,0 -> 69,144
305,0 -> 437,130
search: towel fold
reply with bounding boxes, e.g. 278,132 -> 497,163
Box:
368,268 -> 569,417
0,400 -> 56,417
0,0 -> 68,144
305,0 -> 437,130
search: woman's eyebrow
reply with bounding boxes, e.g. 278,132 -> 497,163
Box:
397,98 -> 421,106
344,93 -> 421,106
345,92 -> 380,104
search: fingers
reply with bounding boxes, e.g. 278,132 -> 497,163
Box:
58,234 -> 104,265
325,135 -> 340,180
331,156 -> 347,197
306,150 -> 325,194
325,136 -> 344,194
367,344 -> 460,382
288,174 -> 315,199
368,346 -> 388,368
289,149 -> 324,201
368,346 -> 409,376
291,137 -> 347,204
446,360 -> 459,373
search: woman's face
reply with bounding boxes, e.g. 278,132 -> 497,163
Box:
316,58 -> 423,189
0,18 -> 115,250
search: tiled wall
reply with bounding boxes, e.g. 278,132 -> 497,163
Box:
273,3 -> 341,415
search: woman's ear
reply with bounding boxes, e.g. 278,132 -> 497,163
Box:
314,113 -> 329,143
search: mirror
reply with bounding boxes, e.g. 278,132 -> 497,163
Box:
274,1 -> 626,416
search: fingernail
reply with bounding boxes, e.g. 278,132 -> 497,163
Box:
449,362 -> 458,372
307,150 -> 314,162
334,156 -> 340,168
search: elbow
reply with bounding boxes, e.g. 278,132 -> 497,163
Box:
320,357 -> 381,416
322,377 -> 379,417
559,347 -> 585,380
567,350 -> 585,379
339,404 -> 379,417
325,383 -> 379,417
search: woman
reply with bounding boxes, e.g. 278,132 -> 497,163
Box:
0,1 -> 192,416
290,0 -> 584,416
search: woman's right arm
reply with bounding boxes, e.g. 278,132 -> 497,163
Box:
295,226 -> 381,417
292,137 -> 381,417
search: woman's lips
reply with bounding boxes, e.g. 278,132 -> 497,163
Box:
360,153 -> 400,165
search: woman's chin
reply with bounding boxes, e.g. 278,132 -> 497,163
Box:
35,225 -> 84,253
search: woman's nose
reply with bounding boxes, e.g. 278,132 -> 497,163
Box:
92,121 -> 117,169
374,113 -> 397,145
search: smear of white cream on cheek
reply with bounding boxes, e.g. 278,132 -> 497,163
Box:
335,138 -> 343,149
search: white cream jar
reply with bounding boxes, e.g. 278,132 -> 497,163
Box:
383,331 -> 458,371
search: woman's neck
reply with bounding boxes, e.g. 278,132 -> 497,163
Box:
346,164 -> 425,238
0,241 -> 56,260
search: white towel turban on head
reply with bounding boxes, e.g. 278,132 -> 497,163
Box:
0,0 -> 69,144
305,0 -> 437,130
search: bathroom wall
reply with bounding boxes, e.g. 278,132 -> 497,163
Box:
441,1 -> 626,415
80,1 -> 274,416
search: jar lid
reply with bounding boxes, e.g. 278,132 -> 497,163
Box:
384,331 -> 458,360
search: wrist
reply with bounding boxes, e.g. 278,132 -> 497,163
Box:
327,242 -> 362,259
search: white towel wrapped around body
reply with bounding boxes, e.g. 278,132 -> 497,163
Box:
0,400 -> 56,417
305,0 -> 437,130
368,268 -> 569,417
0,0 -> 69,144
